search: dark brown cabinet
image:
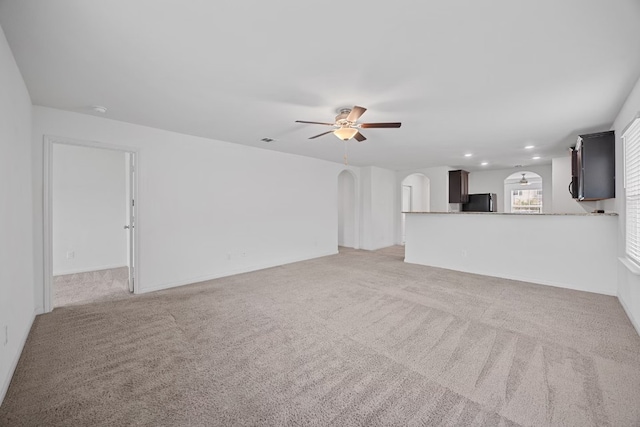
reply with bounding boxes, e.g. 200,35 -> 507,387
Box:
570,131 -> 615,201
449,169 -> 469,203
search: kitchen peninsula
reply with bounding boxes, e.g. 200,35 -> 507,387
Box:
404,212 -> 618,295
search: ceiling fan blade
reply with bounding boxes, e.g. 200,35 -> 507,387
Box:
308,130 -> 335,139
346,106 -> 367,122
295,120 -> 335,126
359,122 -> 402,128
354,132 -> 367,142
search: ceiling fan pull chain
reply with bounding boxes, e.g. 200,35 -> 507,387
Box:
343,141 -> 349,165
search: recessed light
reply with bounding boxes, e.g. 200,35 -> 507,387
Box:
525,145 -> 535,149
464,153 -> 473,157
91,105 -> 107,114
481,162 -> 489,166
532,156 -> 541,160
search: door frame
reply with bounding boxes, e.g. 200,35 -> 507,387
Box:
43,135 -> 140,313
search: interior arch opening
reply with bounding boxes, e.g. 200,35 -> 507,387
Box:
401,173 -> 430,244
504,171 -> 543,213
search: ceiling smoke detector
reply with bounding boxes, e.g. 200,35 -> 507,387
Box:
91,105 -> 107,114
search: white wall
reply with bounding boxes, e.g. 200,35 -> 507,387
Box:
405,213 -> 618,296
0,25 -> 35,404
52,144 -> 127,275
32,106 -> 354,309
360,166 -> 396,250
468,165 -> 552,213
337,170 -> 357,248
614,74 -> 640,335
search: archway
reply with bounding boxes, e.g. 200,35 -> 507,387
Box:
338,170 -> 357,248
401,173 -> 430,244
504,171 -> 543,213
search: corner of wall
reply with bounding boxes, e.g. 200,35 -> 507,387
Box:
0,20 -> 37,406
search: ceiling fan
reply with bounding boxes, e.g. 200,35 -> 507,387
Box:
295,106 -> 401,141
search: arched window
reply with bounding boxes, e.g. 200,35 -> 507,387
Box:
504,171 -> 543,213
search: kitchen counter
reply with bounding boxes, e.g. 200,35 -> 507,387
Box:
403,211 -> 618,216
404,212 -> 618,295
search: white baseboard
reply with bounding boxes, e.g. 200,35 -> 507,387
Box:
137,250 -> 339,295
618,292 -> 640,337
362,243 -> 398,251
53,264 -> 128,276
0,309 -> 37,406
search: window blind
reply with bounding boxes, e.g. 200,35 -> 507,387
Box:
624,117 -> 640,265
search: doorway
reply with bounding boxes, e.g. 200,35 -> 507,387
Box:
503,171 -> 543,213
44,137 -> 138,311
400,174 -> 430,244
337,170 -> 357,249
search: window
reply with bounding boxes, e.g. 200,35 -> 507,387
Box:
624,117 -> 640,265
511,189 -> 543,214
503,171 -> 543,213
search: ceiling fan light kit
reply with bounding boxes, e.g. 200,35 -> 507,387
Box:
295,105 -> 401,143
334,127 -> 358,141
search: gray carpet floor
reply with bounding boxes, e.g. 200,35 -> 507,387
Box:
54,266 -> 131,307
1,246 -> 639,426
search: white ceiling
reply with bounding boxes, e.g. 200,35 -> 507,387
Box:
2,0 -> 640,170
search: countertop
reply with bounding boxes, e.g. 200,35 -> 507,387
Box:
403,211 -> 618,216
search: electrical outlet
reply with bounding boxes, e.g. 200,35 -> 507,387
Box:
66,251 -> 75,259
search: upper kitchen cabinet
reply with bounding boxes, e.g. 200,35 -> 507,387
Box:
449,169 -> 469,203
570,131 -> 615,201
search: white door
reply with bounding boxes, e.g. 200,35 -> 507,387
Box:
126,153 -> 136,292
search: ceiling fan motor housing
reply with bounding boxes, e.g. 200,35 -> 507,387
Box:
335,109 -> 351,124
